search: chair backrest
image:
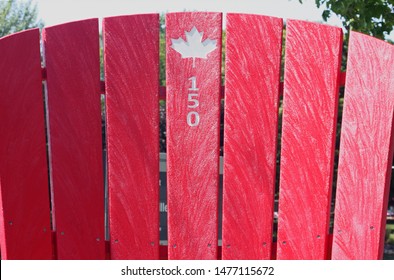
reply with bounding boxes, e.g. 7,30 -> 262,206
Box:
0,12 -> 393,260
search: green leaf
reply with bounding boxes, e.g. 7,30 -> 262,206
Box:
322,9 -> 331,21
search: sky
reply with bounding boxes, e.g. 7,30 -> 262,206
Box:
32,0 -> 342,27
32,0 -> 393,40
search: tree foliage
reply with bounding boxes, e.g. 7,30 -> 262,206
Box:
0,0 -> 43,37
300,0 -> 394,41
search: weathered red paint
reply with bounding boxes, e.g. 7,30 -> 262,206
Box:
0,13 -> 392,261
222,13 -> 283,260
103,14 -> 160,260
277,20 -> 342,260
43,19 -> 105,259
166,12 -> 222,260
0,29 -> 52,260
332,32 -> 394,260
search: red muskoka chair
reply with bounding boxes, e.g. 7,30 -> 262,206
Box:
0,12 -> 393,260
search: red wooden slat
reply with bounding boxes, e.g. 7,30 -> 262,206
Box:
166,12 -> 222,260
277,20 -> 342,259
43,19 -> 105,259
0,29 -> 52,260
222,13 -> 282,260
103,14 -> 160,260
332,32 -> 394,260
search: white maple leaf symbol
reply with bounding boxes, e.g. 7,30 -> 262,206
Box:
171,26 -> 217,67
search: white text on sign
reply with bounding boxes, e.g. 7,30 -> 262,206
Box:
187,76 -> 200,127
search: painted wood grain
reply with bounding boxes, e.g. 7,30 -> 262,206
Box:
0,29 -> 52,259
43,19 -> 105,259
332,32 -> 394,260
103,14 -> 160,260
166,12 -> 222,260
222,13 -> 283,260
277,20 -> 342,259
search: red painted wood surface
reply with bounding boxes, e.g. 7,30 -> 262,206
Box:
222,14 -> 283,260
103,14 -> 160,260
0,29 -> 52,260
277,20 -> 342,259
43,19 -> 105,259
166,12 -> 222,259
332,32 -> 394,260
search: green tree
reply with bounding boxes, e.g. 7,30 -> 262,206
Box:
159,14 -> 166,86
299,0 -> 394,41
0,0 -> 43,37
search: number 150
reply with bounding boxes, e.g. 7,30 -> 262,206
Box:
187,76 -> 200,127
